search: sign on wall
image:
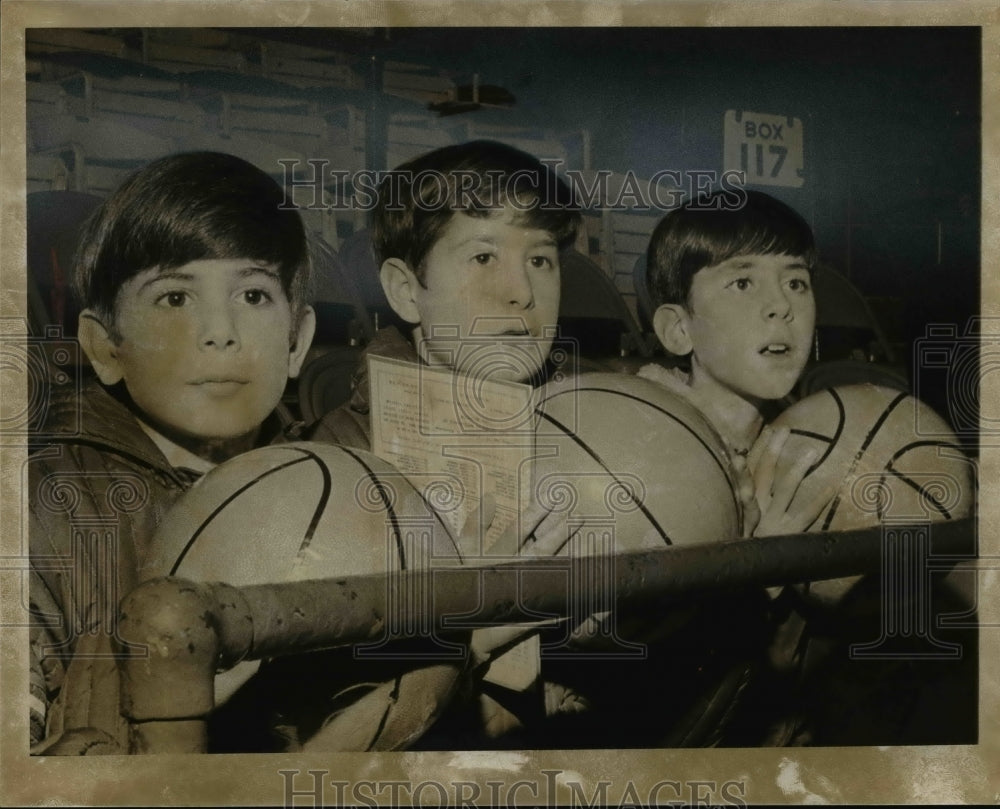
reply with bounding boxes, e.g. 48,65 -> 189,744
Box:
723,110 -> 804,188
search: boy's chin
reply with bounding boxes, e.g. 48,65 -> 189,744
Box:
745,379 -> 799,403
450,348 -> 547,385
750,364 -> 809,402
453,362 -> 538,385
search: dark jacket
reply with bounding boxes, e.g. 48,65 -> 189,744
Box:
307,326 -> 419,450
28,378 -> 298,750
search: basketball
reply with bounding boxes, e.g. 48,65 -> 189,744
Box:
758,384 -> 975,531
145,441 -> 464,581
533,371 -> 743,550
143,441 -> 466,752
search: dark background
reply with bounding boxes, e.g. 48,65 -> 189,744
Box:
344,26 -> 982,434
292,25 -> 982,345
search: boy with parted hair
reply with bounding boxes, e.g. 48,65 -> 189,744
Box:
311,139 -> 581,450
535,189 -> 835,749
28,151 -> 317,752
623,188 -> 834,746
300,139 -> 589,746
29,139 -> 591,754
641,188 -> 831,536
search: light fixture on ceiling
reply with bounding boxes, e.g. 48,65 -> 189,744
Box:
428,73 -> 515,116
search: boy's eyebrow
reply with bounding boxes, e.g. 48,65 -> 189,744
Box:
138,264 -> 281,291
138,269 -> 195,292
716,257 -> 810,271
455,233 -> 558,249
236,265 -> 283,282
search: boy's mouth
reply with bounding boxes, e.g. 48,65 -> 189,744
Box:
189,377 -> 250,393
759,343 -> 792,356
191,376 -> 250,384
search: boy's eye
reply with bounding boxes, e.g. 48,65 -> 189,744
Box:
529,255 -> 556,270
787,277 -> 811,293
241,288 -> 273,305
472,253 -> 495,266
157,291 -> 189,308
729,277 -> 752,291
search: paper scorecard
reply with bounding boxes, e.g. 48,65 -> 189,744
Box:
368,354 -> 543,692
368,353 -> 539,554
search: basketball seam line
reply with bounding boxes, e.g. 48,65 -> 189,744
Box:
541,386 -> 743,535
168,452 -> 313,576
882,467 -> 953,520
800,386 -> 848,478
822,390 -> 909,531
536,409 -> 673,546
542,386 -> 735,485
294,446 -> 334,556
858,392 -> 911,455
816,388 -> 849,531
340,446 -> 409,570
367,675 -> 403,752
789,428 -> 834,444
886,438 -> 969,519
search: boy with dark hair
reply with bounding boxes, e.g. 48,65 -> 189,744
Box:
460,189 -> 832,749
642,188 -> 829,536
311,139 -> 581,448
625,188 -> 833,746
640,190 -> 977,747
28,151 -> 317,752
304,139 -> 586,746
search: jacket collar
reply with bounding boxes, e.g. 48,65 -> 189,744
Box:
347,326 -> 419,414
34,377 -> 299,484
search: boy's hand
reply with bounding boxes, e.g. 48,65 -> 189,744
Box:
461,495 -> 582,665
731,451 -> 761,538
452,495 -> 582,561
748,425 -> 836,537
516,496 -> 583,558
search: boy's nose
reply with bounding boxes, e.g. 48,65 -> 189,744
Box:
502,263 -> 535,309
199,309 -> 240,350
763,288 -> 793,320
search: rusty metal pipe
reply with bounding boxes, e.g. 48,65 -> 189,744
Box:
116,578 -> 257,752
218,517 -> 977,662
116,517 -> 975,752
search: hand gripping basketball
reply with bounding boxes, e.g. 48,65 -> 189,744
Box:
751,384 -> 974,533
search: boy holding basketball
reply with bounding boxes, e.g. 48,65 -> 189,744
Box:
305,140 -> 589,745
641,188 -> 832,536
28,151 -> 317,751
644,191 -> 977,746
634,189 -> 835,745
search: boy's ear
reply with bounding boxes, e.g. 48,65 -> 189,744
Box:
77,310 -> 125,385
379,258 -> 422,325
287,305 -> 317,379
652,303 -> 694,357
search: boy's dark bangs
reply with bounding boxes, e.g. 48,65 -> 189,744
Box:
137,202 -> 308,294
76,151 -> 311,323
692,207 -> 816,270
512,204 -> 580,251
459,182 -> 580,250
378,141 -> 582,273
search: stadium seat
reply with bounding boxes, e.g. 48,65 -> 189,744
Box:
26,189 -> 104,337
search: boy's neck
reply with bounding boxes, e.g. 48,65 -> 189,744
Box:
136,418 -> 260,473
685,378 -> 764,457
